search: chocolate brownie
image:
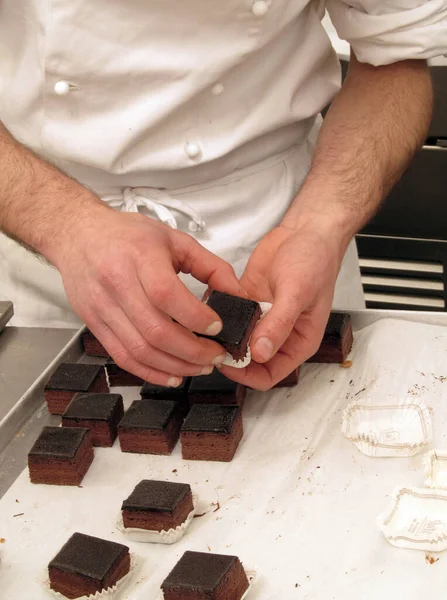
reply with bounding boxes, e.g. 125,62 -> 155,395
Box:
161,551 -> 249,600
122,480 -> 193,531
62,393 -> 124,447
200,291 -> 261,361
44,363 -> 108,415
188,369 -> 246,406
81,329 -> 109,358
308,313 -> 353,363
274,367 -> 300,388
118,400 -> 184,455
181,404 -> 243,462
105,360 -> 144,387
28,426 -> 93,486
140,378 -> 190,401
49,532 -> 130,599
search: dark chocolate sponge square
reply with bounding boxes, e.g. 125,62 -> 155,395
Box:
118,400 -> 183,455
45,363 -> 105,392
122,479 -> 191,513
63,393 -> 123,422
119,400 -> 178,430
29,426 -> 89,460
161,551 -> 249,599
28,426 -> 94,486
188,369 -> 245,406
49,532 -> 130,598
121,479 -> 194,531
44,363 -> 109,415
140,378 -> 190,400
201,291 -> 261,360
106,360 -> 144,387
308,312 -> 353,363
182,404 -> 239,434
62,393 -> 124,447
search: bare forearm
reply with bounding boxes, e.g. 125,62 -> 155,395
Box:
284,53 -> 433,248
0,122 -> 110,264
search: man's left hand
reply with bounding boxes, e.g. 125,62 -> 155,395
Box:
219,220 -> 346,390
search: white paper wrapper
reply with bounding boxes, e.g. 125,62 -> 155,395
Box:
378,486 -> 447,551
424,450 -> 447,490
42,553 -> 141,600
342,398 -> 433,457
117,507 -> 196,544
156,565 -> 258,600
222,302 -> 272,368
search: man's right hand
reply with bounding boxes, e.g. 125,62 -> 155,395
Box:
47,205 -> 245,386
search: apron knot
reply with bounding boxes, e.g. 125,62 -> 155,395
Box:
103,187 -> 206,233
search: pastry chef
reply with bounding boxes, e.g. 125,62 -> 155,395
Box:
0,1 -> 445,389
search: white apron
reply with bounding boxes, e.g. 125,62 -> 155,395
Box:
0,0 -> 365,327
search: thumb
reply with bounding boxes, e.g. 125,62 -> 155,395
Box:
250,278 -> 307,363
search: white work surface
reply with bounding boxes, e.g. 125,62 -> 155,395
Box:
1,317 -> 447,599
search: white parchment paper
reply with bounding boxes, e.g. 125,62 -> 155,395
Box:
1,318 -> 447,599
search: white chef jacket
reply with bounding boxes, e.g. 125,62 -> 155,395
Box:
0,0 -> 446,327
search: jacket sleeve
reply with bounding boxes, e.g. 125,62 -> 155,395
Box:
326,0 -> 447,65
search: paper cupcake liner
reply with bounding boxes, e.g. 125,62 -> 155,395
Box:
424,450 -> 447,490
42,553 -> 141,600
117,507 -> 196,544
342,398 -> 432,458
117,493 -> 208,544
378,486 -> 447,551
222,302 -> 272,369
156,565 -> 258,600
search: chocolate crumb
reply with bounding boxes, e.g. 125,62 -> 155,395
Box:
172,469 -> 177,473
425,552 -> 439,565
193,512 -> 207,519
212,502 -> 221,513
0,538 -> 5,543
341,360 -> 353,368
12,513 -> 24,518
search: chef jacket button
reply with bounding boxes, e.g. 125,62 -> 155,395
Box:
252,0 -> 269,17
54,80 -> 71,96
185,142 -> 201,159
211,83 -> 224,96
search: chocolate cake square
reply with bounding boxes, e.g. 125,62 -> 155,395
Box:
106,360 -> 144,387
181,404 -> 243,462
140,378 -> 190,401
44,363 -> 108,415
28,426 -> 93,486
118,400 -> 183,455
308,313 -> 353,363
274,367 -> 300,388
200,291 -> 261,361
81,329 -> 109,358
49,532 -> 130,599
62,393 -> 124,447
161,551 -> 249,600
122,479 -> 194,532
188,369 -> 246,406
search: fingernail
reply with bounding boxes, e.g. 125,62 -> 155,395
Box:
167,376 -> 182,387
205,321 -> 222,336
200,365 -> 214,376
254,337 -> 274,362
213,354 -> 227,366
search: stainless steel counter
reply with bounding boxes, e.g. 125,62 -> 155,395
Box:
0,326 -> 78,497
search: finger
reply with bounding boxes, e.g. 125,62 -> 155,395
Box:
250,278 -> 308,364
106,276 -> 228,366
95,295 -> 217,376
85,318 -> 184,387
175,234 -> 248,298
139,259 -> 224,336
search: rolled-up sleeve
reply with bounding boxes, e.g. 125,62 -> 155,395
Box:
326,0 -> 447,65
